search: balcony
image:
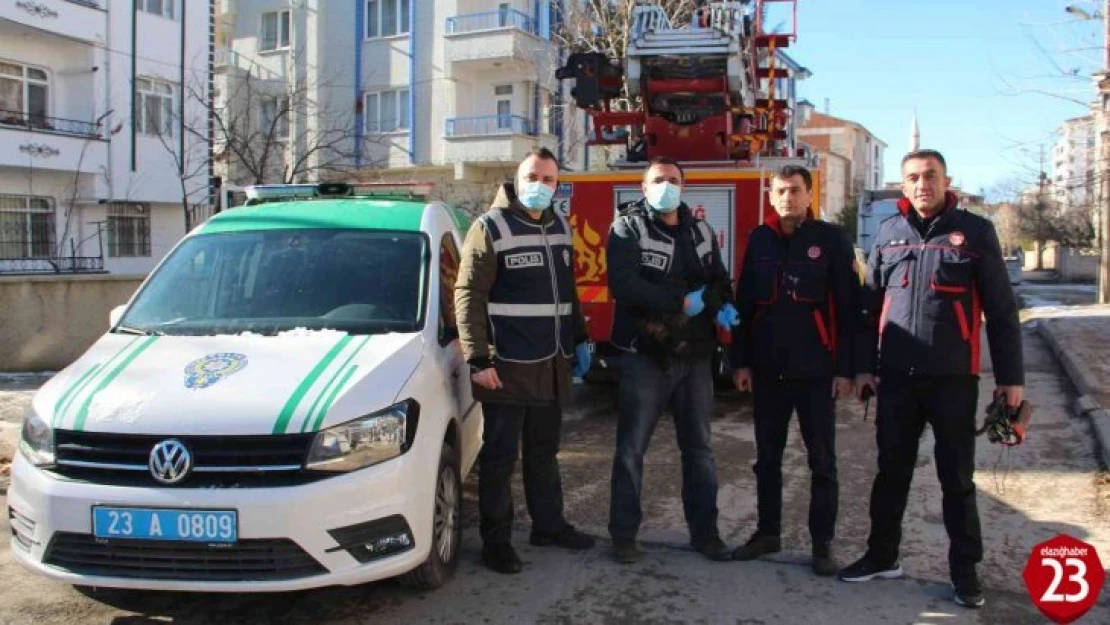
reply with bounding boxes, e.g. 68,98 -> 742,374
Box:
0,110 -> 107,173
446,114 -> 537,137
443,114 -> 556,165
444,9 -> 549,70
0,0 -> 106,44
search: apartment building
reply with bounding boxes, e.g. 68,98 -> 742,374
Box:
0,0 -> 212,276
796,107 -> 886,209
214,0 -> 559,209
1052,115 -> 1096,211
798,130 -> 850,221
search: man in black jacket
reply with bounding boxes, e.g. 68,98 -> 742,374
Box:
839,150 -> 1024,610
606,156 -> 737,564
729,165 -> 858,576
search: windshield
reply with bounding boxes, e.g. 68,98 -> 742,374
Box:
118,229 -> 427,336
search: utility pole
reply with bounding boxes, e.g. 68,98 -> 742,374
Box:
1098,0 -> 1110,303
1100,0 -> 1110,302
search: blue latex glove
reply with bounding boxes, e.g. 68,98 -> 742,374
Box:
683,286 -> 707,317
716,303 -> 740,329
572,342 -> 591,378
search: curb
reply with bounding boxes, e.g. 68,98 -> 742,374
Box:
1038,320 -> 1110,467
1039,319 -> 1098,397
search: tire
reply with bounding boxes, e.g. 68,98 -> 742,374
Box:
399,443 -> 461,589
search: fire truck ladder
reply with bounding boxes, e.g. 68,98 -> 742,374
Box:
734,0 -> 798,157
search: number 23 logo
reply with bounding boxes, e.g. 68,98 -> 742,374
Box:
1040,558 -> 1089,603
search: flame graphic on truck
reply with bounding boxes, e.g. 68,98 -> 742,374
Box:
570,214 -> 607,284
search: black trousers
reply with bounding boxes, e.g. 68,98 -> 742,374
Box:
478,402 -> 569,545
866,374 -> 982,575
752,376 -> 838,544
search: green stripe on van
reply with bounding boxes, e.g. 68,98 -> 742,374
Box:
53,364 -> 102,427
73,336 -> 159,431
56,337 -> 141,427
299,335 -> 372,433
272,335 -> 353,434
311,365 -> 360,432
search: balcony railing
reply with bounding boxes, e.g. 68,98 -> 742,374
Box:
445,114 -> 536,137
0,109 -> 103,139
446,9 -> 535,35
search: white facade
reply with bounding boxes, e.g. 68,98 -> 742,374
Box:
1052,115 -> 1095,211
214,0 -> 559,206
0,0 -> 212,276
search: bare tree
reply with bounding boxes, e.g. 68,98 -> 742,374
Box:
195,49 -> 383,190
991,172 -> 1096,269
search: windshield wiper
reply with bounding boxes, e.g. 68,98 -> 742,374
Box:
113,326 -> 151,336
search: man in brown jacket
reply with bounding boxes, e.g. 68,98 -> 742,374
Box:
455,147 -> 595,574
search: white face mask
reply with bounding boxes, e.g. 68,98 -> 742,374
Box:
645,182 -> 681,213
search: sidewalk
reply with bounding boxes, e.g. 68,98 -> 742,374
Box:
1033,304 -> 1110,467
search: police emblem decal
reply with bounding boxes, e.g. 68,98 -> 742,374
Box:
184,353 -> 248,389
807,245 -> 822,259
949,231 -> 965,246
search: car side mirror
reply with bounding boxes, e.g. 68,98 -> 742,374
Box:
109,305 -> 126,329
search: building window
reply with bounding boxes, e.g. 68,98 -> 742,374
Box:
365,89 -> 410,132
495,84 -> 513,129
107,203 -> 152,258
367,0 -> 410,38
136,78 -> 175,137
0,195 -> 54,260
0,61 -> 49,126
260,10 -> 291,51
260,97 -> 290,139
874,144 -> 879,160
140,0 -> 175,20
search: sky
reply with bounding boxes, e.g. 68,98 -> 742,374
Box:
787,0 -> 1105,198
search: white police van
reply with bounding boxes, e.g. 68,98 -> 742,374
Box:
9,183 -> 482,591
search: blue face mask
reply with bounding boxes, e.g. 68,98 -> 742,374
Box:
517,181 -> 555,210
645,182 -> 681,213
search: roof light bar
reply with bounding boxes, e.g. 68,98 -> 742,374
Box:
243,182 -> 435,205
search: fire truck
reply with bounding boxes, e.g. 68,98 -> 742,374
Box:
554,0 -> 816,377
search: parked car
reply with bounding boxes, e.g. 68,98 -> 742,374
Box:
8,183 -> 481,592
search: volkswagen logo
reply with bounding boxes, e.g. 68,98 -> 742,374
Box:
149,439 -> 193,485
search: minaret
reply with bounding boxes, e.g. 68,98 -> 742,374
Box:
910,111 -> 920,151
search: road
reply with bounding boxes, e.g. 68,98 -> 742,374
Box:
0,282 -> 1107,624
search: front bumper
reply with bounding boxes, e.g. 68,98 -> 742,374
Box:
6,453 -> 434,592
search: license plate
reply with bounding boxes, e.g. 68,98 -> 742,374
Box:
92,507 -> 238,543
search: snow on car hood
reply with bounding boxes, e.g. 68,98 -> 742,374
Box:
37,330 -> 424,435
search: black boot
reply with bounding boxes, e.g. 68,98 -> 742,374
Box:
691,535 -> 732,562
732,532 -> 781,561
812,542 -> 837,577
612,538 -> 643,564
482,542 -> 523,574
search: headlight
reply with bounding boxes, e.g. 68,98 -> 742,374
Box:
19,408 -> 55,468
305,399 -> 420,473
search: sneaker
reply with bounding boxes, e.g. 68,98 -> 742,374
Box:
691,535 -> 732,562
732,533 -> 782,561
612,538 -> 643,564
530,525 -> 595,551
812,542 -> 838,577
482,542 -> 523,575
837,554 -> 903,582
952,570 -> 985,608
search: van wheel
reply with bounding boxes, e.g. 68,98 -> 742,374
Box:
400,444 -> 461,589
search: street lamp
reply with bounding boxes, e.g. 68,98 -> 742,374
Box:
1065,5 -> 1100,20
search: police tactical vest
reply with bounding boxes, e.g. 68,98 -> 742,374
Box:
479,208 -> 576,362
611,208 -> 717,351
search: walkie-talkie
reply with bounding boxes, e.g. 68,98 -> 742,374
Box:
861,385 -> 875,421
